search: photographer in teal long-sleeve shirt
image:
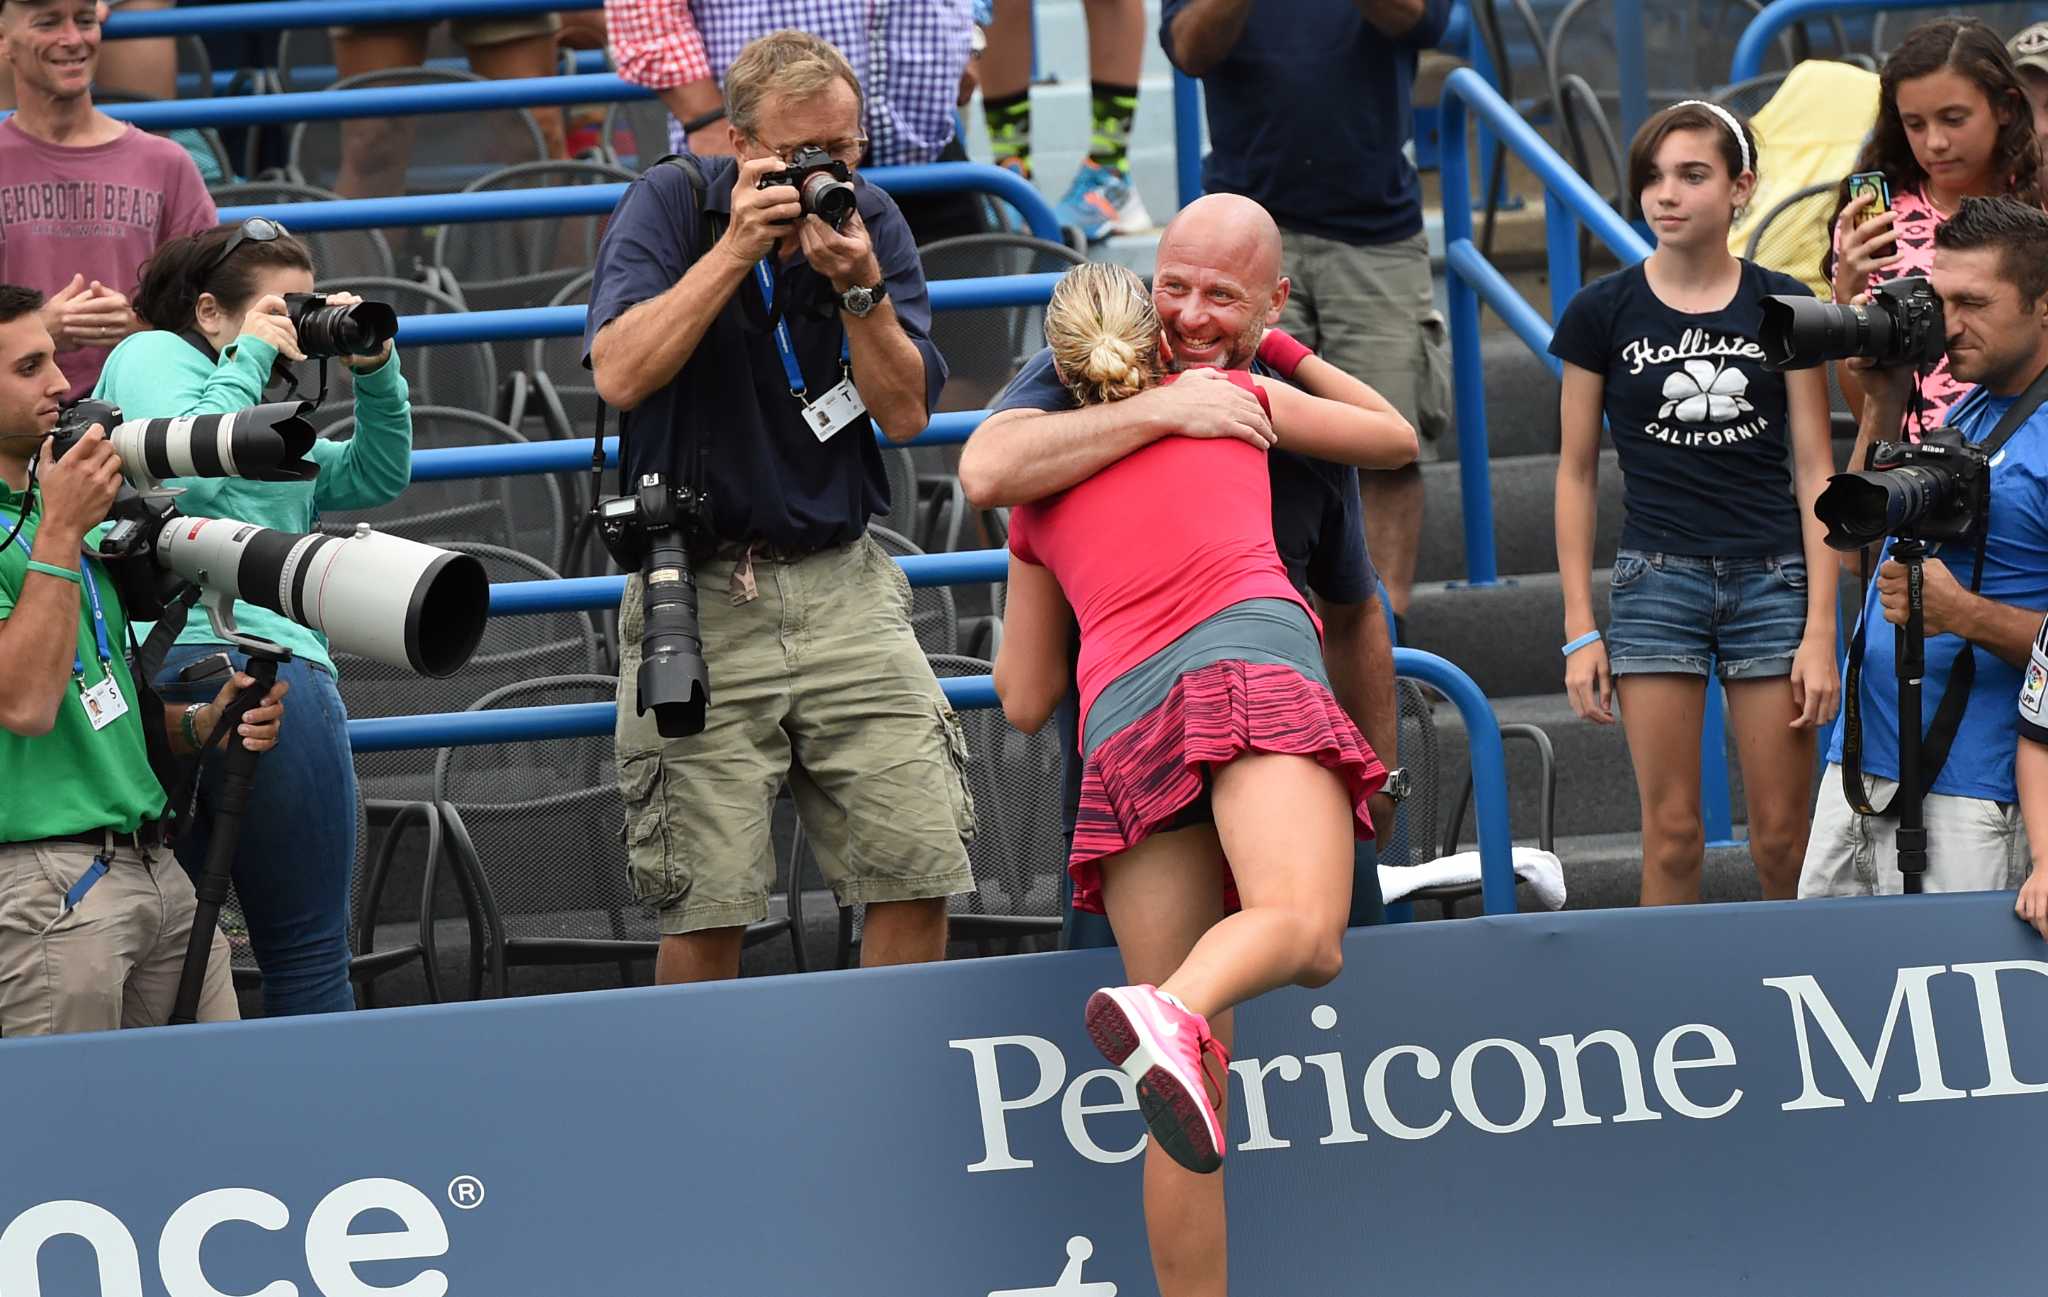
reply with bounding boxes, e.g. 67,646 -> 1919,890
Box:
94,220 -> 413,1016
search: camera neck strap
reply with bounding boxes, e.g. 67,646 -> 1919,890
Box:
1840,362 -> 2048,816
753,259 -> 850,402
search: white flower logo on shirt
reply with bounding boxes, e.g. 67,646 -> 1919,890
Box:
1659,359 -> 1754,424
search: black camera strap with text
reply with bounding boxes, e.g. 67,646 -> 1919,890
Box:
1841,362 -> 2048,816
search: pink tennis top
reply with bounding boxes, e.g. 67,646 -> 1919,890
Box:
1007,369 -> 1318,726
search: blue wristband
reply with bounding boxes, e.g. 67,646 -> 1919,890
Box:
1562,630 -> 1603,658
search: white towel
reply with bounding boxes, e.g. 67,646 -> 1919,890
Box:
1380,847 -> 1567,911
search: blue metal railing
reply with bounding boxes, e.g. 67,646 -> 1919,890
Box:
1729,0 -> 1929,81
385,273 -> 1064,347
100,72 -> 640,128
1437,65 -> 1736,845
408,416 -> 983,486
177,51 -> 614,97
102,0 -> 598,38
215,162 -> 1063,244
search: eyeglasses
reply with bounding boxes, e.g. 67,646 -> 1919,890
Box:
754,136 -> 869,167
204,217 -> 287,278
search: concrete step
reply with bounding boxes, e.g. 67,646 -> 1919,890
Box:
1415,448 -> 1621,585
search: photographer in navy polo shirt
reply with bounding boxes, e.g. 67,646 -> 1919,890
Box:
586,31 -> 976,984
1162,0 -> 1455,636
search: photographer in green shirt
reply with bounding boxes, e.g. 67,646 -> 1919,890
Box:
0,283 -> 286,1035
93,220 -> 413,1017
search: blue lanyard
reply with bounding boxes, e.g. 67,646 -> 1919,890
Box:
74,553 -> 113,683
754,260 -> 849,402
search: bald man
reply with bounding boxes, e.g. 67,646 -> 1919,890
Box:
960,192 -> 1409,936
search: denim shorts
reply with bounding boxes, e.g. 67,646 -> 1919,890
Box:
1606,548 -> 1809,680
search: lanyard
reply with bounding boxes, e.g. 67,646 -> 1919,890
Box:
754,260 -> 849,403
74,552 -> 113,683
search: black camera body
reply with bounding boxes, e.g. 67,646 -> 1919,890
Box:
48,398 -> 121,460
1758,275 -> 1947,371
594,473 -> 712,738
283,292 -> 398,359
1814,424 -> 1992,550
758,145 -> 858,231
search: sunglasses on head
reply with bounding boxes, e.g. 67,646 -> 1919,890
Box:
203,217 -> 287,278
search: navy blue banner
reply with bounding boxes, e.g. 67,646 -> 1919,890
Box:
2,893 -> 2043,1296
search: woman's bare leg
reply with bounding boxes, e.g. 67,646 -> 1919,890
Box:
1099,825 -> 1232,1297
1154,754 -> 1356,1018
1616,674 -> 1709,905
1725,676 -> 1818,899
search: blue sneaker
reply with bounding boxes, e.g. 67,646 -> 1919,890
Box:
1055,159 -> 1151,244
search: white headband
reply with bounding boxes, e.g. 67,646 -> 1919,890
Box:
1671,99 -> 1752,177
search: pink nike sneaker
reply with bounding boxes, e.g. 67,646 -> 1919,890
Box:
1084,984 -> 1230,1173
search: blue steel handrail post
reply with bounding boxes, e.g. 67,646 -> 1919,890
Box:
1435,86 -> 1503,587
348,677 -> 999,752
1393,648 -> 1516,914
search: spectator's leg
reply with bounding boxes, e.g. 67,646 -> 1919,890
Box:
1290,229 -> 1450,622
124,856 -> 240,1027
462,22 -> 568,160
157,653 -> 358,1016
1724,675 -> 1816,901
1096,826 -> 1231,1297
1918,793 -> 2032,893
330,25 -> 430,200
656,928 -> 746,983
782,541 -> 976,967
1798,764 -> 1880,897
1615,674 -> 1708,905
94,0 -> 177,99
980,0 -> 1035,176
1082,0 -> 1143,175
0,842 -> 137,1035
860,897 -> 949,967
616,565 -> 794,984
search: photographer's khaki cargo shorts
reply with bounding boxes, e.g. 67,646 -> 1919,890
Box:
616,535 -> 978,935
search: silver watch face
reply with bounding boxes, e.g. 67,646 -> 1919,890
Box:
842,285 -> 876,316
1383,767 -> 1412,800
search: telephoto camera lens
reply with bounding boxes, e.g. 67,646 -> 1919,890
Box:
51,401 -> 319,487
1814,468 -> 1945,550
284,293 -> 399,358
638,536 -> 710,738
1757,295 -> 1891,370
155,519 -> 489,676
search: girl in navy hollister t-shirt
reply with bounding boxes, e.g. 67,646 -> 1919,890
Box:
1551,100 -> 1840,906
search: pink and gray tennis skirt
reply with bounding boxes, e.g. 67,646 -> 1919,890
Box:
1069,598 -> 1387,914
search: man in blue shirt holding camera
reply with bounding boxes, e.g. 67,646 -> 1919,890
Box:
1803,197 -> 2048,897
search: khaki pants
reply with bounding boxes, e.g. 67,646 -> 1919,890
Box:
616,535 -> 978,935
0,838 -> 238,1036
1277,228 -> 1453,448
1798,763 -> 2031,897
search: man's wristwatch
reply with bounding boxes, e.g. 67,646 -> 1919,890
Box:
839,281 -> 888,318
1380,767 -> 1412,805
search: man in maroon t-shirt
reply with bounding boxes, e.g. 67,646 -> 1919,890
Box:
0,0 -> 215,398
